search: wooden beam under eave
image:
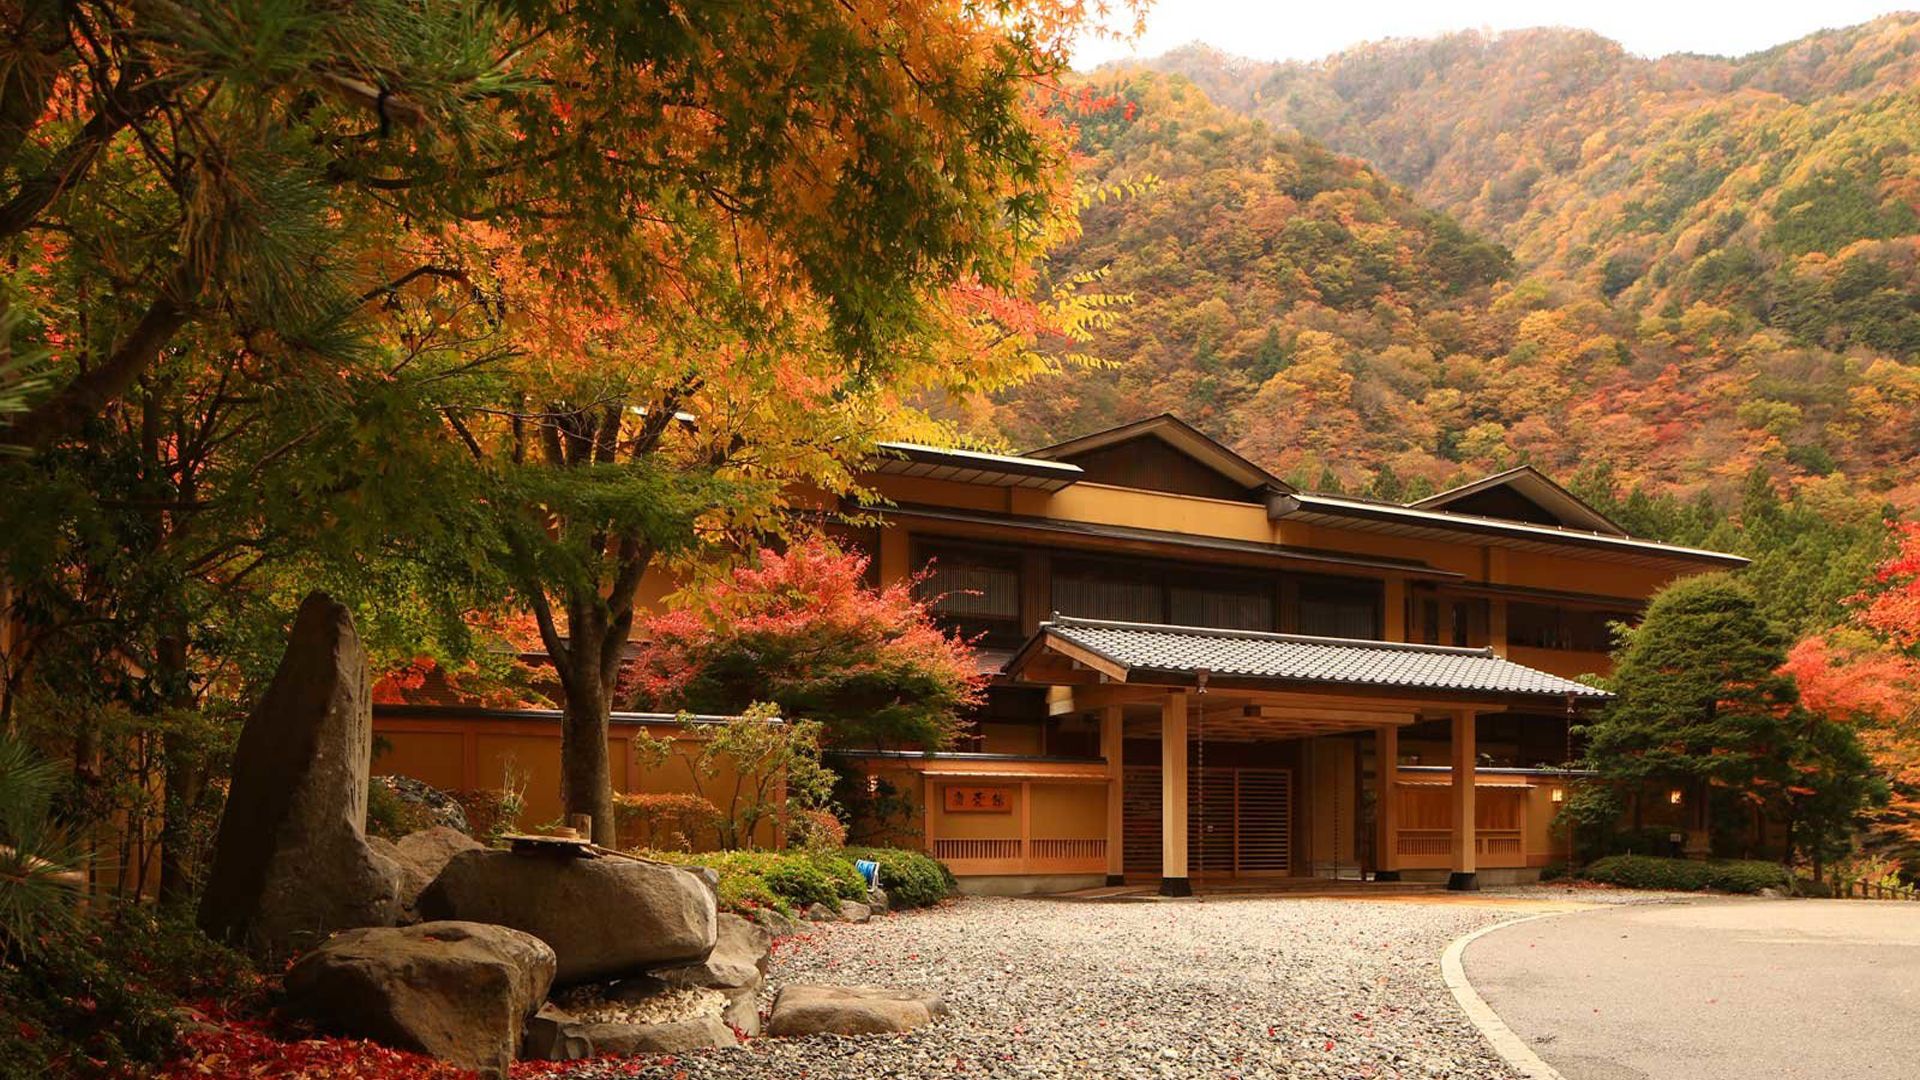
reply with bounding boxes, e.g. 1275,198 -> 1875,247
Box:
1049,684 -> 1163,715
1016,656 -> 1107,686
1239,704 -> 1420,725
1044,635 -> 1130,681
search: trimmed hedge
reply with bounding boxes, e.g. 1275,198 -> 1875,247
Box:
644,847 -> 953,917
1580,854 -> 1790,894
845,846 -> 957,909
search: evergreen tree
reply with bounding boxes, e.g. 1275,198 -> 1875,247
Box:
1587,573 -> 1881,866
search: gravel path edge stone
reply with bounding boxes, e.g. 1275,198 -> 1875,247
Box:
1440,914 -> 1568,1080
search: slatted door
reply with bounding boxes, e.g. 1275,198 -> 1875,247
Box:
1233,769 -> 1292,875
1123,765 -> 1292,877
1187,767 -> 1238,875
1122,766 -> 1162,875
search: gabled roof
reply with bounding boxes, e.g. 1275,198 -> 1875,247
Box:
1411,465 -> 1626,536
1027,414 -> 1293,496
1008,616 -> 1612,704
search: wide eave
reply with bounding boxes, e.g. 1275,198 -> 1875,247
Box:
1006,616 -> 1613,708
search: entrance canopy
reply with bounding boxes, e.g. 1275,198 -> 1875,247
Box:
1006,615 -> 1611,717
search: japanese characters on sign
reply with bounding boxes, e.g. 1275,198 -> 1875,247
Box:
944,785 -> 1013,812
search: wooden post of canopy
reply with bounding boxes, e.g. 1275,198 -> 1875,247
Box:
1450,707 -> 1479,891
1159,690 -> 1191,897
1101,705 -> 1126,886
1374,723 -> 1402,881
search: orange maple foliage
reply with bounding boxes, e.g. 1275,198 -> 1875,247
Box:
1782,522 -> 1920,849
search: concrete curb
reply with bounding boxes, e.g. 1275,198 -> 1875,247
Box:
1441,913 -> 1568,1080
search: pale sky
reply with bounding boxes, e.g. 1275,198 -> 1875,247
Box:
1073,2 -> 1916,69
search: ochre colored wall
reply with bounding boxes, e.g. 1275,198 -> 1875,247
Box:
1505,644 -> 1613,680
1039,482 -> 1274,542
976,722 -> 1043,755
926,781 -> 1022,840
372,714 -> 775,848
1027,782 -> 1106,840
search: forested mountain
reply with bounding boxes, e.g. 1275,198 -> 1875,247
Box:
1151,16 -> 1920,364
985,17 -> 1920,514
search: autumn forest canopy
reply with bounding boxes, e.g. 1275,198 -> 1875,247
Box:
994,15 -> 1920,513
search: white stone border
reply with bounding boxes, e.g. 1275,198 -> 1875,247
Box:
1441,913 -> 1568,1080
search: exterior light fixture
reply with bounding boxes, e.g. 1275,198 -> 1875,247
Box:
1668,789 -> 1684,805
1550,787 -> 1565,804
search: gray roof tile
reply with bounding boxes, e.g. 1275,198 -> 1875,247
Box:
1039,616 -> 1611,700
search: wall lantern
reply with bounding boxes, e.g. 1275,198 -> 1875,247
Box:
1549,787 -> 1565,804
1668,789 -> 1684,806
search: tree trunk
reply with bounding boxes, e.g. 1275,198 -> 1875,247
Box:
556,603 -> 618,848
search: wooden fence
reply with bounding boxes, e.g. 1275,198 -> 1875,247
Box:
1838,879 -> 1920,901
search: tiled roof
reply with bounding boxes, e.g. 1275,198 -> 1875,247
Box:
1036,616 -> 1611,701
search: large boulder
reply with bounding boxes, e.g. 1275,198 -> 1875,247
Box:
284,921 -> 555,1079
651,913 -> 769,991
377,827 -> 483,920
418,848 -> 716,984
198,592 -> 400,959
523,1005 -> 738,1059
523,980 -> 742,1061
649,913 -> 771,1037
767,984 -> 948,1037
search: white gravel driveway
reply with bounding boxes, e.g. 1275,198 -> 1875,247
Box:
564,894 -> 1536,1079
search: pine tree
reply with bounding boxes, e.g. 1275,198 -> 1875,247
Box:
1588,573 -> 1880,865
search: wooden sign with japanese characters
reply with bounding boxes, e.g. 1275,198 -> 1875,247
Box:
944,786 -> 1012,812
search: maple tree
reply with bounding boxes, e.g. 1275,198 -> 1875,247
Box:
1782,522 -> 1920,868
633,539 -> 984,752
0,0 -> 1137,855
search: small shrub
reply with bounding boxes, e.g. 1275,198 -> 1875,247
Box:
447,786 -> 524,844
1537,861 -> 1569,882
790,806 -> 848,850
643,848 -> 869,915
1581,854 -> 1790,894
762,851 -> 865,907
0,907 -> 257,1077
713,868 -> 785,914
366,779 -> 433,840
844,846 -> 956,908
613,792 -> 720,852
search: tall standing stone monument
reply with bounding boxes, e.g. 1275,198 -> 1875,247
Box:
198,592 -> 399,958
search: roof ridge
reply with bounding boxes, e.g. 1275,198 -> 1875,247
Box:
1045,614 -> 1498,658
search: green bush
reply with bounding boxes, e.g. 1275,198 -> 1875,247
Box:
845,846 -> 956,908
762,853 -> 859,908
0,906 -> 257,1077
641,846 -> 953,916
1581,854 -> 1790,894
644,848 -> 867,915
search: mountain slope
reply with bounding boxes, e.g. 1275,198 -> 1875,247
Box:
985,55 -> 1920,506
1144,17 -> 1920,361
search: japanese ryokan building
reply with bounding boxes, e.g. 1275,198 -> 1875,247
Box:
372,414 -> 1746,894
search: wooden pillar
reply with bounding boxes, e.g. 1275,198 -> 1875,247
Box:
1160,691 -> 1191,896
1101,705 -> 1126,886
1450,708 -> 1479,891
1374,723 -> 1401,881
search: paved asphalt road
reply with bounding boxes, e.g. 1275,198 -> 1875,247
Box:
1464,898 -> 1920,1080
